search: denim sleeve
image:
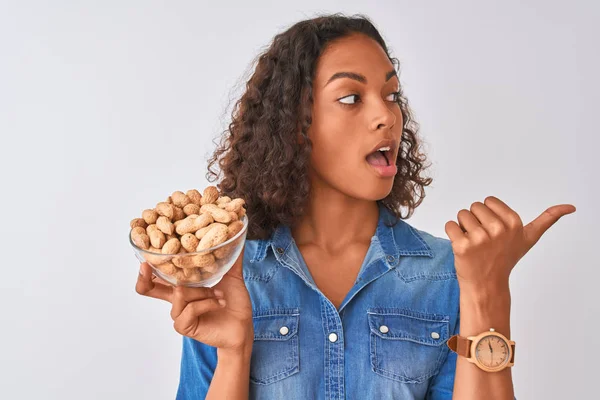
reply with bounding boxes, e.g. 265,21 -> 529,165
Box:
176,336 -> 218,400
425,311 -> 517,400
425,330 -> 458,399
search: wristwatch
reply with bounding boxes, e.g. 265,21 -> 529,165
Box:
447,328 -> 515,372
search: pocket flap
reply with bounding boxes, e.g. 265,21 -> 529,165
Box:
253,311 -> 299,341
367,310 -> 449,346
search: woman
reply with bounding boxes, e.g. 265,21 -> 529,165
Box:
136,13 -> 574,400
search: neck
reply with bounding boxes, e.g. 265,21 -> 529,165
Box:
291,186 -> 379,254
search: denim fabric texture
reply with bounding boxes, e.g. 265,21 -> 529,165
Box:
176,202 -> 516,399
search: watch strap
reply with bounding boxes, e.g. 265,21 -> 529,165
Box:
447,334 -> 471,358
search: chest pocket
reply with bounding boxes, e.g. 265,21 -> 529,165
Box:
367,308 -> 450,384
250,309 -> 300,385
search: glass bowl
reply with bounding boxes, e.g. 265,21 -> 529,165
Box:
129,214 -> 248,287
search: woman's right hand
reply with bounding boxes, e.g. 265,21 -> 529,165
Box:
135,245 -> 254,352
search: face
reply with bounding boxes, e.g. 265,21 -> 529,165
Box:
306,33 -> 403,201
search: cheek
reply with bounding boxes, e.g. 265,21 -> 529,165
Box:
309,132 -> 371,190
309,123 -> 361,174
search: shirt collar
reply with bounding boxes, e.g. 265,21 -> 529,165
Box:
250,202 -> 433,263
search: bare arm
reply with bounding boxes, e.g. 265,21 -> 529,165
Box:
445,199 -> 575,399
452,284 -> 514,400
207,343 -> 253,400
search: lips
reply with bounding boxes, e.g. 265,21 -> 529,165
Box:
366,149 -> 390,166
365,138 -> 398,165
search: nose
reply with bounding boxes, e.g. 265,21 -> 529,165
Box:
369,99 -> 397,132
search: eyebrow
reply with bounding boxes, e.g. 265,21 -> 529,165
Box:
325,69 -> 398,87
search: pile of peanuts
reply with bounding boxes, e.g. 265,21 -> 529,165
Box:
130,186 -> 246,283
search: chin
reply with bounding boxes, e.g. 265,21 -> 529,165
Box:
353,178 -> 395,202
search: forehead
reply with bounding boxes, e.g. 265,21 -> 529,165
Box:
314,34 -> 395,85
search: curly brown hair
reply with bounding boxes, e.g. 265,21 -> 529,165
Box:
206,12 -> 433,241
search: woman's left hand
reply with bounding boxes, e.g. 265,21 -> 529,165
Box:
444,196 -> 576,291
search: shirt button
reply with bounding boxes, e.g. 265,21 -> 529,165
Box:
276,247 -> 284,254
431,332 -> 440,339
328,333 -> 338,342
379,325 -> 389,334
279,326 -> 289,335
386,255 -> 395,263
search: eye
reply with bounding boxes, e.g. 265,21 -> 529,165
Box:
338,91 -> 401,108
338,94 -> 360,106
387,91 -> 401,102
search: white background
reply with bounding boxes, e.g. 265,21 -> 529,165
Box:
1,1 -> 596,399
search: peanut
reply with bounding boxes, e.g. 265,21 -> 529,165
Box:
216,196 -> 232,206
147,224 -> 166,248
195,225 -> 212,240
228,220 -> 245,237
156,216 -> 174,235
228,211 -> 239,222
173,206 -> 186,222
177,267 -> 202,283
199,262 -> 218,274
174,219 -> 183,231
166,233 -> 177,241
144,246 -> 167,265
131,229 -> 150,250
200,203 -> 231,224
201,186 -> 219,205
186,189 -> 202,206
155,261 -> 178,276
213,220 -> 244,259
156,202 -> 174,220
162,237 -> 181,255
182,267 -> 199,279
223,198 -> 246,213
142,209 -> 159,225
183,203 -> 200,216
171,191 -> 191,208
197,223 -> 229,251
191,252 -> 216,268
180,233 -> 199,253
173,253 -> 214,269
176,213 -> 213,235
172,254 -> 194,268
131,226 -> 146,236
130,218 -> 147,229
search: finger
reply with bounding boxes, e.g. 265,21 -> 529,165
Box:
170,286 -> 221,320
149,270 -> 172,286
523,204 -> 576,250
483,196 -> 523,229
136,263 -> 173,302
173,298 -> 227,335
456,209 -> 482,235
469,202 -> 507,235
445,220 -> 467,242
143,263 -> 174,287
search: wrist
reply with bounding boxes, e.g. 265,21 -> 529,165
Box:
459,280 -> 511,306
217,335 -> 254,361
458,281 -> 511,338
217,346 -> 252,365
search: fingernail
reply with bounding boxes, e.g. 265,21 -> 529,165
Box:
139,267 -> 145,277
218,299 -> 226,307
213,289 -> 224,298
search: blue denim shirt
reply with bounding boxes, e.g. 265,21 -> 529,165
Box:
176,202 -> 514,399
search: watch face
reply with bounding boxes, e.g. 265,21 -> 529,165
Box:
474,334 -> 510,369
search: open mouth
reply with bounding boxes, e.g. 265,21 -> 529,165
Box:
366,148 -> 392,166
